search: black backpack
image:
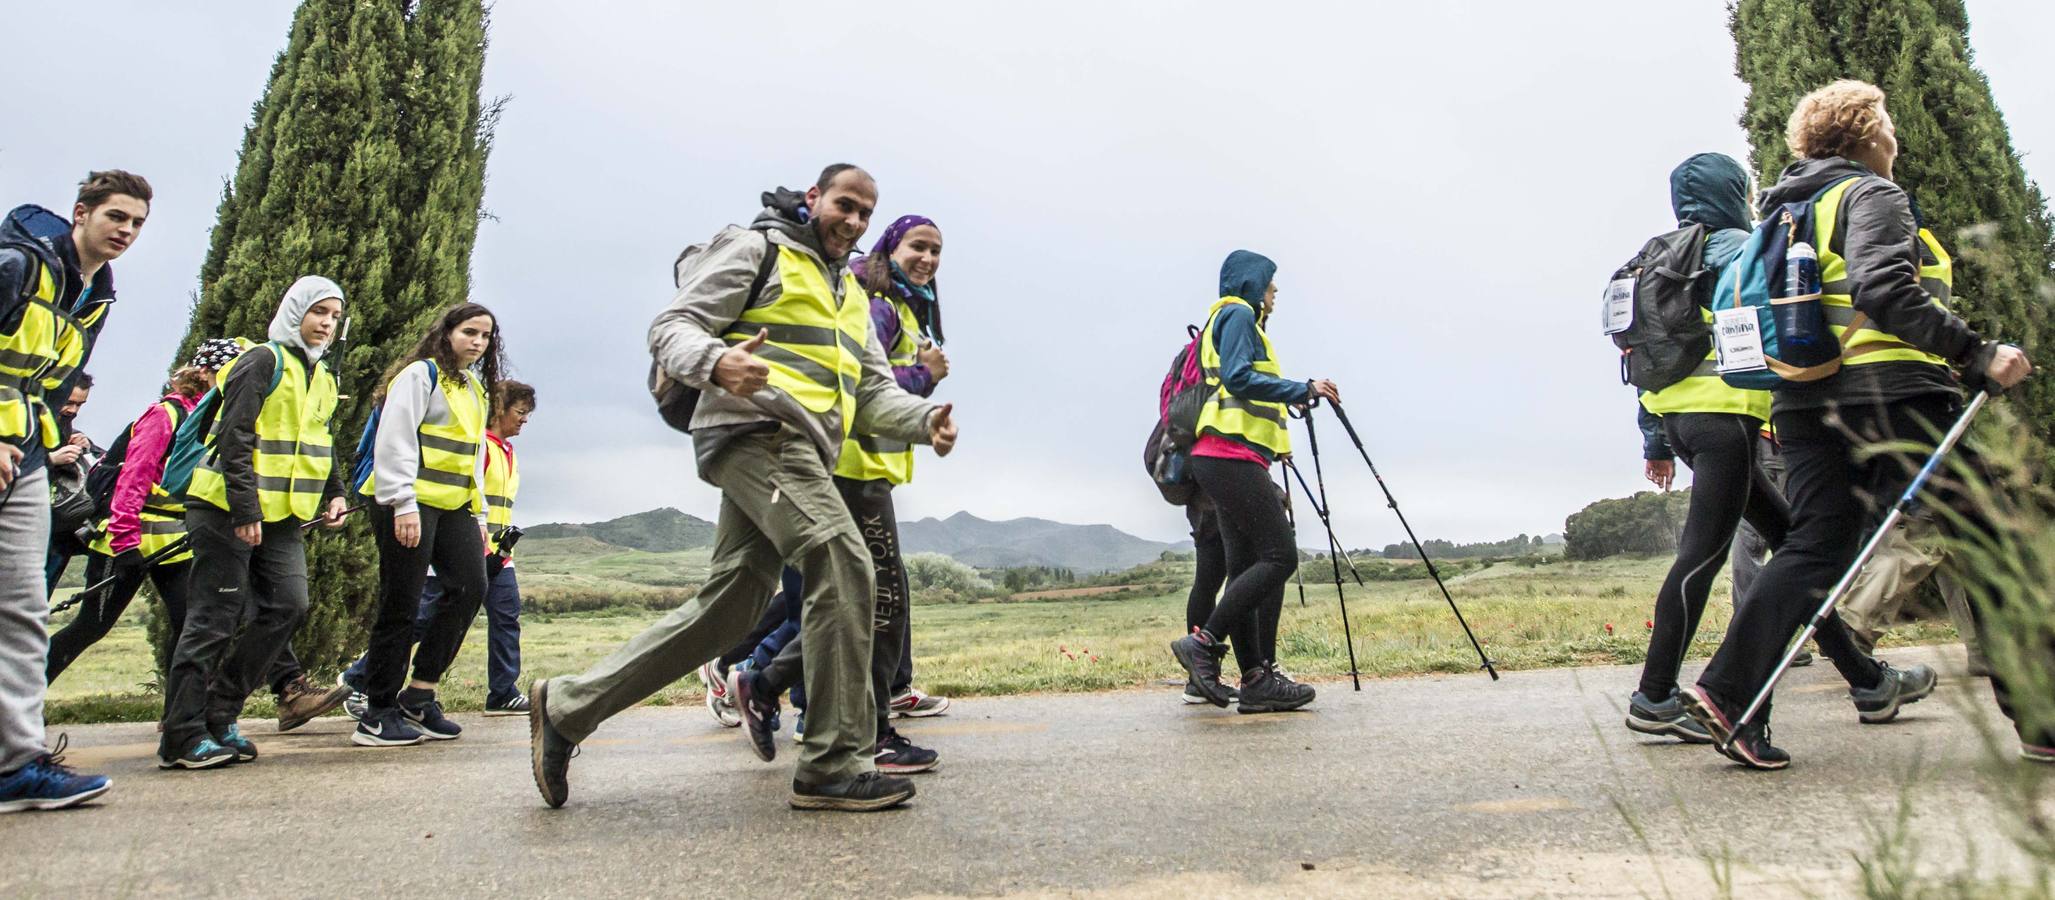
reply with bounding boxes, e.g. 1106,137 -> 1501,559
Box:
86,400 -> 189,520
650,229 -> 782,433
1605,224 -> 1712,391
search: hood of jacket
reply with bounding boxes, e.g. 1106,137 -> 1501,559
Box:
751,188 -> 841,269
1670,153 -> 1752,232
1758,157 -> 1876,214
268,275 -> 344,363
1218,249 -> 1276,302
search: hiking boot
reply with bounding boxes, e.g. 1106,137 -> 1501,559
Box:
700,660 -> 740,728
873,730 -> 940,774
484,694 -> 531,717
1678,684 -> 1789,771
729,668 -> 779,762
1169,629 -> 1232,708
352,707 -> 427,748
889,687 -> 951,718
1236,664 -> 1315,714
1182,678 -> 1240,705
210,724 -> 258,763
1625,690 -> 1713,744
160,737 -> 236,770
399,690 -> 462,740
2022,742 -> 2055,764
276,674 -> 352,731
0,739 -> 111,811
789,772 -> 916,812
1790,648 -> 1814,668
1850,661 -> 1936,724
529,678 -> 577,809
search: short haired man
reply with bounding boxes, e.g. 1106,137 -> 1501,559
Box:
530,164 -> 960,812
0,170 -> 151,812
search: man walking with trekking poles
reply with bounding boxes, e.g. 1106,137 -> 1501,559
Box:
1679,80 -> 2040,769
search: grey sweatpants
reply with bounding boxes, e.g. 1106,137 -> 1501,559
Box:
548,427 -> 880,783
0,468 -> 52,773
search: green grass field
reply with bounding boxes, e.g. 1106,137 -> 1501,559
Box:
41,551 -> 1961,725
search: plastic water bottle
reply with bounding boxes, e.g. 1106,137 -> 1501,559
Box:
1784,242 -> 1819,297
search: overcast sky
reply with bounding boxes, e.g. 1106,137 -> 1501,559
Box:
4,1 -> 2052,547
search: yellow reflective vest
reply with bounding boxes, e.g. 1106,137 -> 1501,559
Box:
1197,296 -> 1293,457
483,432 -> 518,538
0,254 -> 102,450
359,362 -> 488,513
1814,177 -> 1953,370
189,344 -> 339,522
835,294 -> 921,485
721,244 -> 870,431
91,398 -> 195,563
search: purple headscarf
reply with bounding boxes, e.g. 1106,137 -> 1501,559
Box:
870,214 -> 937,257
855,214 -> 944,345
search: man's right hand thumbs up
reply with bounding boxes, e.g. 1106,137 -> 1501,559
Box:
715,327 -> 774,396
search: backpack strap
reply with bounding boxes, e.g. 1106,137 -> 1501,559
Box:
264,342 -> 287,396
747,230 -> 779,309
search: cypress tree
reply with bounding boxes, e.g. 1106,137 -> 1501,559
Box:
1732,0 -> 2055,435
178,0 -> 497,674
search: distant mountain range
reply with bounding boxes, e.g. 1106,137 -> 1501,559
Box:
525,507 -> 1185,572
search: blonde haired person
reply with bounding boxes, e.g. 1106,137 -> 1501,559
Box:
1679,80 -> 2036,768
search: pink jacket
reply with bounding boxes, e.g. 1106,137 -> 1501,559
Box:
105,392 -> 200,555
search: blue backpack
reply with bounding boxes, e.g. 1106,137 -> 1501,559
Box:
350,360 -> 437,492
160,342 -> 286,497
1710,176 -> 1861,389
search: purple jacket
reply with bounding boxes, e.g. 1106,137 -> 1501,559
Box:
872,294 -> 937,398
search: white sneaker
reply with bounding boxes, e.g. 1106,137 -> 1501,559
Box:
889,687 -> 951,718
700,660 -> 741,728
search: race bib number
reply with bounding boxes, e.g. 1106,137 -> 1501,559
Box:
1714,307 -> 1767,373
1601,277 -> 1635,335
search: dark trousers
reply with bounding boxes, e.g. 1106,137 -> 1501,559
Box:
1638,413 -> 1878,700
47,551 -> 191,683
1191,456 -> 1296,674
361,503 -> 486,709
1184,498 -> 1228,633
160,507 -> 309,757
343,565 -> 522,705
761,479 -> 910,735
720,577 -> 796,672
1701,395 -> 1969,722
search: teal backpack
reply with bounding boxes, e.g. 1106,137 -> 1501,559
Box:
1709,176 -> 1861,389
160,343 -> 286,497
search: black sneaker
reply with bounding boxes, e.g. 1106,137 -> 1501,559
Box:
352,706 -> 427,748
790,772 -> 916,812
1849,661 -> 1937,724
399,691 -> 462,740
729,668 -> 779,762
1678,684 -> 1789,770
529,678 -> 577,809
1169,630 -> 1232,708
210,724 -> 259,762
159,737 -> 236,770
873,730 -> 939,774
1625,690 -> 1713,744
483,694 -> 531,717
1236,664 -> 1315,714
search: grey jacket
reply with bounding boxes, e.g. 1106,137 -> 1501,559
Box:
649,204 -> 939,474
1757,158 -> 1985,409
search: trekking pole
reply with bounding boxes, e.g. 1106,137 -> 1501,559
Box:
1324,401 -> 1498,680
1729,390 -> 1990,740
1296,409 -> 1364,691
1281,465 -> 1308,607
52,504 -> 363,614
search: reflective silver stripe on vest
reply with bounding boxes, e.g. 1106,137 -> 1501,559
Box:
416,467 -> 473,488
1823,305 -> 1860,327
140,519 -> 187,535
418,433 -> 479,456
255,476 -> 329,494
1689,359 -> 1719,378
1822,278 -> 1949,302
1215,396 -> 1285,426
257,439 -> 334,458
1821,279 -> 1850,295
747,344 -> 860,395
485,493 -> 514,509
142,504 -> 184,518
0,348 -> 47,372
854,434 -> 910,454
727,323 -> 865,360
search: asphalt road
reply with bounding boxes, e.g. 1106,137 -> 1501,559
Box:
1,644 -> 2033,898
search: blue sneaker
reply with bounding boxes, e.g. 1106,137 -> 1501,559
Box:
352,707 -> 427,748
400,693 -> 462,741
0,737 -> 112,811
211,724 -> 258,762
160,737 -> 236,770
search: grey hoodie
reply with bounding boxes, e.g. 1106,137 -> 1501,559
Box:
1756,157 -> 1983,409
649,202 -> 939,475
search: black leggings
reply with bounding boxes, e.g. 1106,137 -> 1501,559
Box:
1701,396 -> 1971,723
46,551 -> 190,683
1184,499 -> 1227,634
1192,456 -> 1296,674
361,503 -> 486,709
